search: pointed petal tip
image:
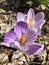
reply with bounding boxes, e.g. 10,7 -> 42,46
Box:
38,12 -> 45,18
17,12 -> 25,22
35,19 -> 46,29
33,44 -> 44,55
35,12 -> 45,21
27,8 -> 35,18
29,8 -> 33,11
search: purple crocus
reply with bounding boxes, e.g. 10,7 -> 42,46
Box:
16,8 -> 45,35
4,21 -> 44,55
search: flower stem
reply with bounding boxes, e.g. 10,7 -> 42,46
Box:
40,38 -> 49,41
37,37 -> 49,42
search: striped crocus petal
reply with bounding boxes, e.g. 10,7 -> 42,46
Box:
27,8 -> 35,19
25,43 -> 44,55
4,31 -> 17,47
35,12 -> 45,21
14,21 -> 29,40
35,19 -> 45,28
35,19 -> 45,35
26,29 -> 37,44
35,12 -> 45,29
27,8 -> 35,27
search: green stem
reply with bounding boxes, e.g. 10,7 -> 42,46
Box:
37,37 -> 49,42
40,38 -> 49,41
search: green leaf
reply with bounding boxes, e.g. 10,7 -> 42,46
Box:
37,0 -> 49,6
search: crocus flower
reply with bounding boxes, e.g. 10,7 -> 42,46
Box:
16,8 -> 45,35
4,21 -> 44,55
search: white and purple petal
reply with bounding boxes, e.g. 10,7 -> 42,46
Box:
36,28 -> 41,35
25,43 -> 44,55
4,31 -> 17,46
26,29 -> 37,44
14,21 -> 29,39
35,19 -> 45,28
35,12 -> 45,21
14,41 -> 29,51
34,19 -> 45,35
14,41 -> 21,49
27,8 -> 35,18
27,8 -> 35,24
17,12 -> 25,22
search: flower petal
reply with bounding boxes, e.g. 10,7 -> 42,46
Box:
14,41 -> 21,49
15,41 -> 29,51
35,20 -> 45,28
4,31 -> 17,46
36,28 -> 41,35
19,45 -> 29,51
27,8 -> 35,18
14,21 -> 28,39
17,12 -> 25,22
35,12 -> 45,21
26,29 -> 37,43
27,8 -> 35,24
34,19 -> 45,35
25,43 -> 44,55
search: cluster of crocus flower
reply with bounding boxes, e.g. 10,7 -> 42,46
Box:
4,8 -> 45,55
